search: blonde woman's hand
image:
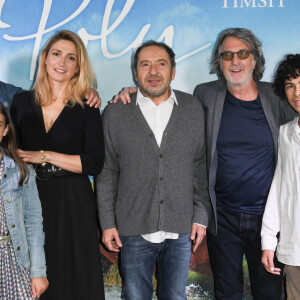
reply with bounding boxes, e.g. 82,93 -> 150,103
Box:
31,277 -> 49,298
17,149 -> 46,164
110,86 -> 137,104
85,88 -> 101,108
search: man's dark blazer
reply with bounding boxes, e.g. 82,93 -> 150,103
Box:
193,79 -> 296,235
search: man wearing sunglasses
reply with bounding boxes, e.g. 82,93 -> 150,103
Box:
193,28 -> 296,299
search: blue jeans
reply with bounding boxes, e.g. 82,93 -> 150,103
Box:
207,207 -> 284,300
120,234 -> 192,300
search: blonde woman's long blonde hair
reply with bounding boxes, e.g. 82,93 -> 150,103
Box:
33,30 -> 97,107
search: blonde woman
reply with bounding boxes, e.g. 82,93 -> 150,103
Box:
10,30 -> 105,300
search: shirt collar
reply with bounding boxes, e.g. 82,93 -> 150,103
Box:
291,116 -> 300,131
136,88 -> 178,106
0,147 -> 15,168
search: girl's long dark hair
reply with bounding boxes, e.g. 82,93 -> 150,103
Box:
0,103 -> 29,185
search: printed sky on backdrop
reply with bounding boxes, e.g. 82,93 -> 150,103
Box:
0,0 -> 299,105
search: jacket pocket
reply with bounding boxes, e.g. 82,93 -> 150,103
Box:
11,187 -> 23,210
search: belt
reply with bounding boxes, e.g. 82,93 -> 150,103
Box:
0,234 -> 11,244
34,163 -> 73,181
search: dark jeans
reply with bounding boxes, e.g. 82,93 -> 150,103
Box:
207,207 -> 284,300
120,234 -> 192,300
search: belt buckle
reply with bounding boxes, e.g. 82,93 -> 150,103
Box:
34,164 -> 51,181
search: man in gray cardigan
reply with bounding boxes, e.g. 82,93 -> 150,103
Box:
113,29 -> 297,299
96,41 -> 211,300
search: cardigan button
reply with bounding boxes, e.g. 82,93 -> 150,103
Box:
159,154 -> 163,158
3,174 -> 7,178
11,224 -> 15,228
159,177 -> 164,181
160,199 -> 164,204
17,246 -> 20,251
7,199 -> 11,203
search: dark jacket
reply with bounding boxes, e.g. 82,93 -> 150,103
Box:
194,80 -> 296,234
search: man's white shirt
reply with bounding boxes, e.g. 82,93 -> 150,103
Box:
136,88 -> 179,243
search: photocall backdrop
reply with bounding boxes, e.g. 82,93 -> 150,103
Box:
0,0 -> 299,299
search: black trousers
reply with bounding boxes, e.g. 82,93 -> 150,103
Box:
207,207 -> 284,300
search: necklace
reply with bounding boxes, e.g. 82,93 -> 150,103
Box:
42,102 -> 65,133
42,106 -> 54,132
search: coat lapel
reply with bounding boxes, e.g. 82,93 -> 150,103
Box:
257,81 -> 278,137
211,81 -> 227,162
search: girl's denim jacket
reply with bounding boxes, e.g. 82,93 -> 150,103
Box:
1,150 -> 46,278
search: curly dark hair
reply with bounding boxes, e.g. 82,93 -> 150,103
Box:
273,54 -> 300,100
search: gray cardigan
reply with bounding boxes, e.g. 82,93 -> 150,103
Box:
193,80 -> 296,234
96,90 -> 211,236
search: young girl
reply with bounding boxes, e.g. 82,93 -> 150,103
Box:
0,102 -> 48,299
261,54 -> 300,299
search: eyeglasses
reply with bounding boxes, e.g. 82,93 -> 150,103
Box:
219,50 -> 252,61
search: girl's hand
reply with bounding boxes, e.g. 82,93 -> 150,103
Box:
31,277 -> 49,298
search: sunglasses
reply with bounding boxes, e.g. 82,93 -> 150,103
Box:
219,49 -> 252,61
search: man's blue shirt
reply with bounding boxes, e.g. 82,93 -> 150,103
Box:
0,81 -> 23,110
215,90 -> 275,214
